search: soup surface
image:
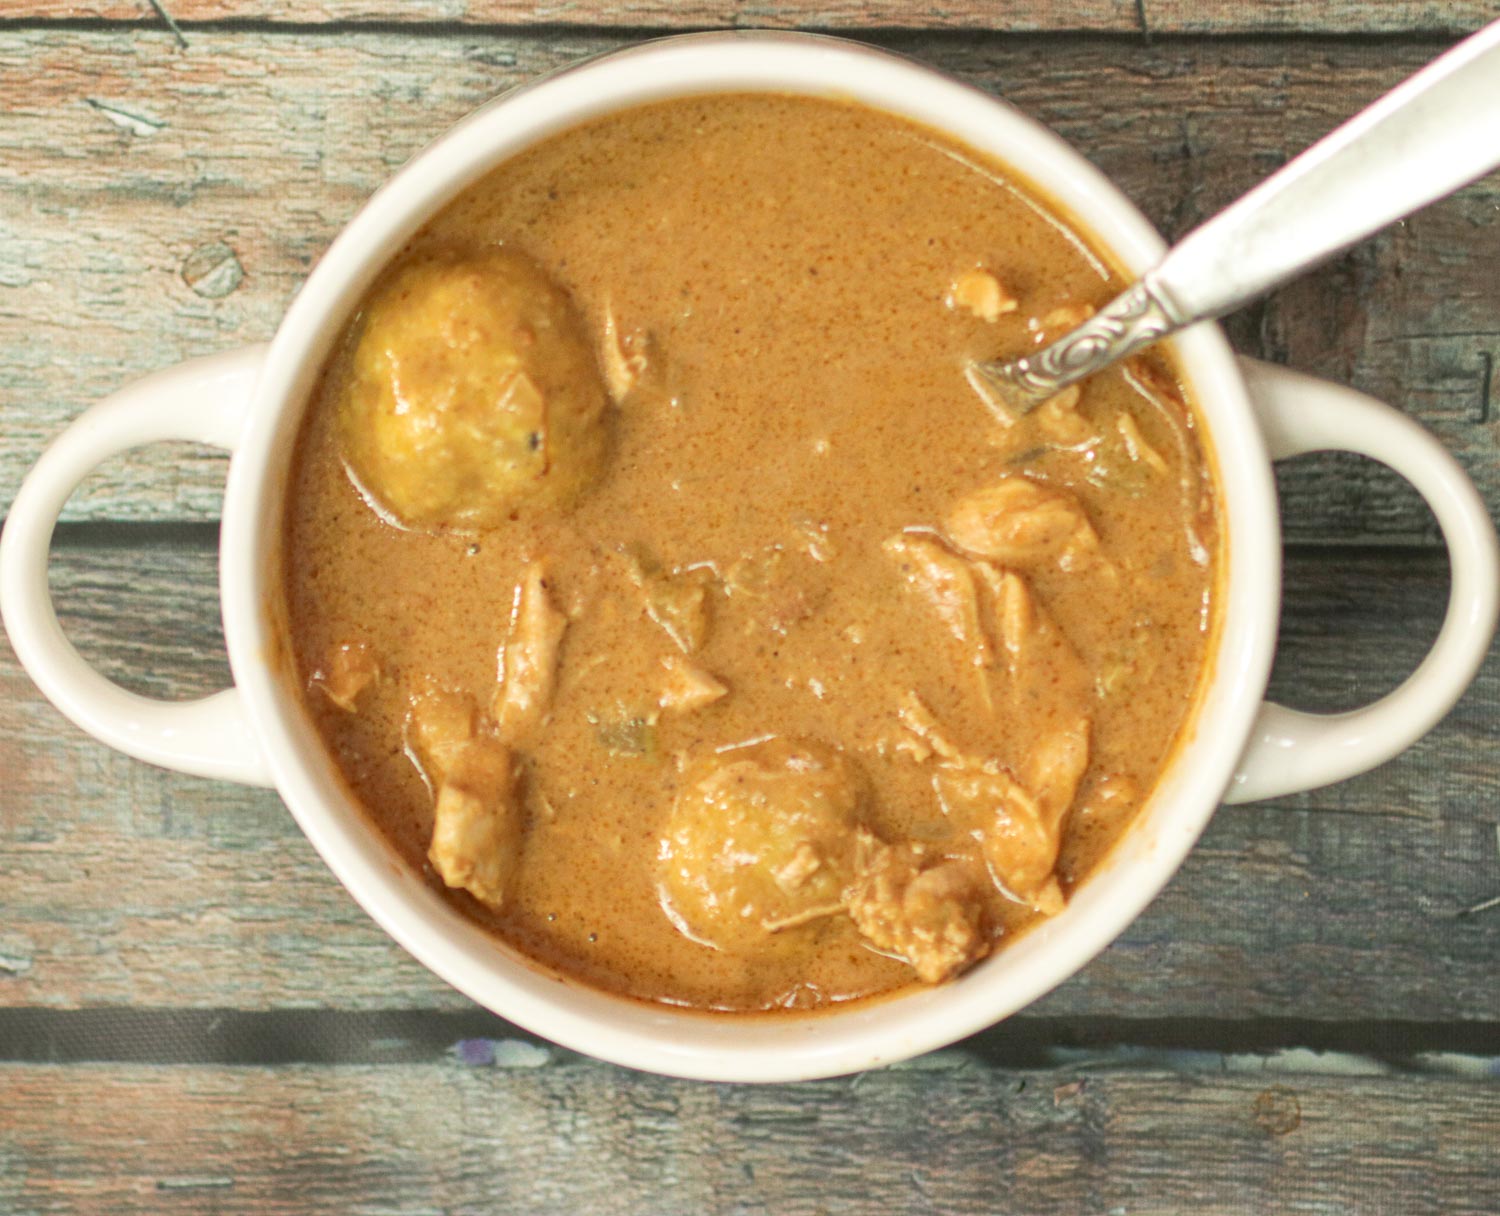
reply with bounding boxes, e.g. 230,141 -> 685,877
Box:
283,94 -> 1219,1012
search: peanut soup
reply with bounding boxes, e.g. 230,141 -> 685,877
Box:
281,94 -> 1219,1012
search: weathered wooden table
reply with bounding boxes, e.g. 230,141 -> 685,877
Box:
3,3 -> 1498,1211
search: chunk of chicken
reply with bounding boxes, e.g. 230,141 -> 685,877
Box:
846,836 -> 989,983
974,567 -> 1090,709
1026,719 -> 1091,824
599,303 -> 654,403
622,550 -> 711,653
946,268 -> 1018,323
1032,302 -> 1096,346
944,477 -> 1100,570
494,562 -> 567,742
1115,410 -> 1169,475
883,533 -> 991,666
405,679 -> 478,788
933,762 -> 1064,914
931,716 -> 1090,917
427,734 -> 522,911
1034,385 -> 1091,446
338,247 -> 608,532
658,739 -> 866,952
890,691 -> 963,764
310,641 -> 379,712
658,656 -> 728,714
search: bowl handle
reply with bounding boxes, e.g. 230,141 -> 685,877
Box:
1226,356 -> 1499,803
0,345 -> 274,788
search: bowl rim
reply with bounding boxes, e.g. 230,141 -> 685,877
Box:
220,30 -> 1280,1082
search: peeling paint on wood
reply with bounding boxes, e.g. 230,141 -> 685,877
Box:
83,97 -> 165,136
452,1038 -> 554,1067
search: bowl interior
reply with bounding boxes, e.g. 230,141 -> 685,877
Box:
221,32 -> 1280,1081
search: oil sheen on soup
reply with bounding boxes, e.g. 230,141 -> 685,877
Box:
282,94 -> 1219,1013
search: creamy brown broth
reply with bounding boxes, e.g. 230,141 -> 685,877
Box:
282,94 -> 1219,1012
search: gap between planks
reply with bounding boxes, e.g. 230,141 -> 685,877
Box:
0,1007 -> 1496,1074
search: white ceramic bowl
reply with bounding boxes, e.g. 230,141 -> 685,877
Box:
4,32 -> 1497,1081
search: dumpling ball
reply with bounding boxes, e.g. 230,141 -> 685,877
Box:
658,739 -> 866,954
338,246 -> 609,532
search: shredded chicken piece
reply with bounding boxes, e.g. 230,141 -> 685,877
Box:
310,641 -> 380,712
493,562 -> 568,742
1034,384 -> 1091,446
933,762 -> 1063,914
1075,774 -> 1140,828
894,691 -> 964,762
971,566 -> 1081,687
1032,302 -> 1096,345
405,680 -> 478,787
928,714 -> 1090,917
946,268 -> 1018,322
760,902 -> 847,933
658,655 -> 728,713
944,477 -> 1100,570
983,566 -> 1032,676
623,550 -> 711,653
427,734 -> 522,911
600,303 -> 654,403
1027,718 -> 1091,824
886,732 -> 933,764
846,834 -> 990,983
883,533 -> 992,666
1115,410 -> 1169,475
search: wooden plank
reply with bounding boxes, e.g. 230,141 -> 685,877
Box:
7,0 -> 1493,35
10,0 -> 1141,31
1,31 -> 1498,538
2,537 -> 1497,1016
0,1061 -> 1496,1214
1145,1 -> 1491,35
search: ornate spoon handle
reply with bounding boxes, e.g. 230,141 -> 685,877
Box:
974,16 -> 1500,416
970,279 -> 1178,413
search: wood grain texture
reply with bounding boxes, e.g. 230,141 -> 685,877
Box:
2,30 -> 1498,539
8,0 -> 1494,34
4,14 -> 1496,1206
2,536 -> 1496,1016
1,1061 -> 1497,1214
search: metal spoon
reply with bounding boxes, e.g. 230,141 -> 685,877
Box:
972,18 -> 1500,415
